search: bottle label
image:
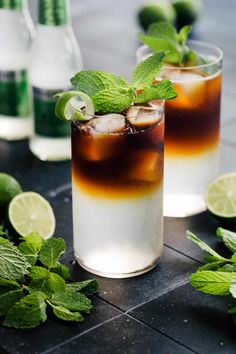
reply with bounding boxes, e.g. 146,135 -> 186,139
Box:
33,87 -> 70,137
0,69 -> 30,117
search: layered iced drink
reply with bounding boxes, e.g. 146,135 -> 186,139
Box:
72,102 -> 164,278
137,41 -> 223,216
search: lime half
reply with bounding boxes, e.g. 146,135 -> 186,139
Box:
8,192 -> 56,239
205,173 -> 236,219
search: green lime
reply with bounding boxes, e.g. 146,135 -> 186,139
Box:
138,2 -> 176,31
173,0 -> 202,28
0,173 -> 22,209
205,173 -> 236,220
8,192 -> 56,239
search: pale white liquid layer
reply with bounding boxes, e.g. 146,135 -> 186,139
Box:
73,183 -> 163,278
29,135 -> 71,161
164,145 -> 219,217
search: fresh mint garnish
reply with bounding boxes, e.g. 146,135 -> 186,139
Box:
55,51 -> 177,119
188,228 -> 236,325
0,233 -> 98,329
138,21 -> 207,66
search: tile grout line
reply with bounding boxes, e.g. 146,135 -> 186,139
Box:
126,313 -> 199,354
164,243 -> 203,265
41,313 -> 123,354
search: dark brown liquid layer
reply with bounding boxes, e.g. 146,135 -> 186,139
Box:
72,119 -> 164,198
164,72 -> 221,156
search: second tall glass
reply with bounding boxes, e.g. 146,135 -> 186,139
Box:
137,41 -> 223,217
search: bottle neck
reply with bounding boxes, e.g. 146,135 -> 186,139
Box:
38,0 -> 69,26
0,0 -> 25,10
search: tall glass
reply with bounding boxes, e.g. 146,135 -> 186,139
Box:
71,101 -> 165,278
137,41 -> 223,217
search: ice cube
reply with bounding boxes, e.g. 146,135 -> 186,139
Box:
126,149 -> 163,183
126,105 -> 161,129
88,114 -> 125,134
78,114 -> 126,162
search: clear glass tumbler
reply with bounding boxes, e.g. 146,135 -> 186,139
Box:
137,41 -> 223,217
71,101 -> 165,278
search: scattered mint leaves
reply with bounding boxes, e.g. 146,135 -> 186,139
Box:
50,287 -> 92,313
188,228 -> 236,325
0,238 -> 31,280
67,279 -> 98,296
18,242 -> 38,266
39,237 -> 65,269
3,292 -> 47,329
48,302 -> 84,322
22,232 -> 45,252
190,271 -> 235,296
0,232 -> 98,329
138,21 -> 208,67
217,228 -> 236,253
28,266 -> 66,296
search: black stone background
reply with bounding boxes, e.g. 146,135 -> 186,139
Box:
0,0 -> 236,353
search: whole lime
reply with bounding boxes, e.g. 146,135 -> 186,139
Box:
0,173 -> 22,209
173,0 -> 203,28
138,2 -> 176,31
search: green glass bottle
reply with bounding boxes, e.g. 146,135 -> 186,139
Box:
29,0 -> 83,161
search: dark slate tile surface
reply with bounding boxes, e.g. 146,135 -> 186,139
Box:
0,298 -> 121,354
68,248 -> 199,311
49,315 -> 194,354
130,283 -> 236,354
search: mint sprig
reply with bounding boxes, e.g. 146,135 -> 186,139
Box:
0,233 -> 98,329
138,21 -> 207,67
55,51 -> 177,120
188,228 -> 236,325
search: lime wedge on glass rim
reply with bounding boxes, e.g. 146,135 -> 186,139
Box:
205,173 -> 236,220
54,90 -> 94,121
8,192 -> 56,239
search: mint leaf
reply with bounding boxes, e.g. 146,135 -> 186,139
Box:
217,228 -> 236,253
0,278 -> 20,295
92,87 -> 135,114
186,230 -> 228,261
3,292 -> 47,329
71,70 -> 129,97
0,238 -> 31,280
198,261 -> 225,272
39,238 -> 66,269
22,232 -> 45,252
132,52 -> 166,89
18,242 -> 38,266
48,302 -> 84,322
221,264 -> 236,272
51,287 -> 92,313
177,25 -> 192,45
0,288 -> 24,316
138,34 -> 179,64
147,22 -> 178,45
67,279 -> 98,295
29,266 -> 65,296
190,271 -> 235,295
51,263 -> 70,280
135,80 -> 177,104
230,276 -> 236,299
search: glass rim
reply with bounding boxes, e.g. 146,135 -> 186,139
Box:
137,39 -> 223,71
